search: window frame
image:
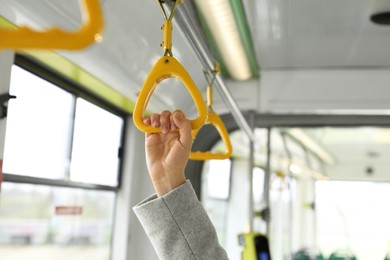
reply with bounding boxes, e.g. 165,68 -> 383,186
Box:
3,54 -> 128,191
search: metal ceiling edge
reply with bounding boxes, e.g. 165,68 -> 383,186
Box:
185,111 -> 390,199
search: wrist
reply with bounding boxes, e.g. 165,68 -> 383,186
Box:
153,174 -> 186,197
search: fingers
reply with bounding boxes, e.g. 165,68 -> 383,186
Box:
160,110 -> 171,134
142,110 -> 191,142
170,112 -> 177,131
172,110 -> 192,149
143,111 -> 172,134
143,116 -> 151,125
150,113 -> 161,128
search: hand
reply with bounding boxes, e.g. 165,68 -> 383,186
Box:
143,110 -> 192,197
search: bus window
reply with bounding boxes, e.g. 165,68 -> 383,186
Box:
70,98 -> 123,186
0,182 -> 115,260
1,60 -> 125,259
3,65 -> 74,179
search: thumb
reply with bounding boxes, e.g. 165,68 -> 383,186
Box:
172,110 -> 192,149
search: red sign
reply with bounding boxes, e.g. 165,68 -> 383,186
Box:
55,206 -> 83,215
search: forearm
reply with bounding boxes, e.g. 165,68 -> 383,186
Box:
133,181 -> 229,260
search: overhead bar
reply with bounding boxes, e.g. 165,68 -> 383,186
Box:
168,1 -> 256,142
247,111 -> 256,232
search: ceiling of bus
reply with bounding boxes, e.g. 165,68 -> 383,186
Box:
2,0 -> 390,116
1,0 -> 390,182
0,0 -> 207,117
226,0 -> 390,114
247,0 -> 390,69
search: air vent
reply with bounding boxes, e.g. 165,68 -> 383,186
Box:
371,12 -> 390,25
371,0 -> 390,25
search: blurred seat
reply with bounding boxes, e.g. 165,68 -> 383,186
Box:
328,250 -> 357,260
293,248 -> 325,260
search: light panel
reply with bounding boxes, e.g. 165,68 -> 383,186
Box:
194,0 -> 252,80
288,128 -> 335,165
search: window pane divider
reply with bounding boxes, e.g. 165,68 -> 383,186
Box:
2,173 -> 118,191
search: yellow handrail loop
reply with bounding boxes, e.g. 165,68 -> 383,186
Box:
0,0 -> 104,50
133,0 -> 207,133
190,64 -> 233,160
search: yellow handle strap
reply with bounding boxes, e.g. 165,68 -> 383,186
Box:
162,20 -> 173,56
159,0 -> 181,56
190,62 -> 231,160
133,56 -> 207,133
206,84 -> 213,108
0,0 -> 103,50
204,63 -> 219,107
190,110 -> 232,160
133,0 -> 206,133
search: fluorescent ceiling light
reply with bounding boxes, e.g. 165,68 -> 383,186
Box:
194,0 -> 252,80
288,128 -> 335,165
289,163 -> 301,174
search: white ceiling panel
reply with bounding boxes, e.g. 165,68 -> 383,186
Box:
0,0 -> 208,117
244,0 -> 390,69
2,0 -> 390,115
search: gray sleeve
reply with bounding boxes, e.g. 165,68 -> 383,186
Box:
133,181 -> 229,260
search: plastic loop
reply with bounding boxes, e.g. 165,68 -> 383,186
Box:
190,110 -> 232,160
0,0 -> 104,50
133,56 -> 207,133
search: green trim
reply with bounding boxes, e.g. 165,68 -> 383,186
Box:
0,16 -> 134,113
229,0 -> 259,78
27,52 -> 134,113
195,10 -> 230,78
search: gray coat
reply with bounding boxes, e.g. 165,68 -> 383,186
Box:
133,181 -> 229,260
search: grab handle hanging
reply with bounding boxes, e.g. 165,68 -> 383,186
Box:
190,65 -> 233,160
133,0 -> 207,133
133,56 -> 207,132
0,0 -> 104,50
190,109 -> 233,160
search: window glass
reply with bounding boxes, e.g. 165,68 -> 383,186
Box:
206,159 -> 232,200
3,66 -> 74,179
316,181 -> 390,260
70,98 -> 123,186
1,63 -> 122,260
201,159 -> 232,246
0,182 -> 115,260
253,167 -> 265,209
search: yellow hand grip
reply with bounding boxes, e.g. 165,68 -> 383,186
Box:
162,20 -> 172,55
190,110 -> 232,160
133,56 -> 207,133
0,0 -> 103,50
